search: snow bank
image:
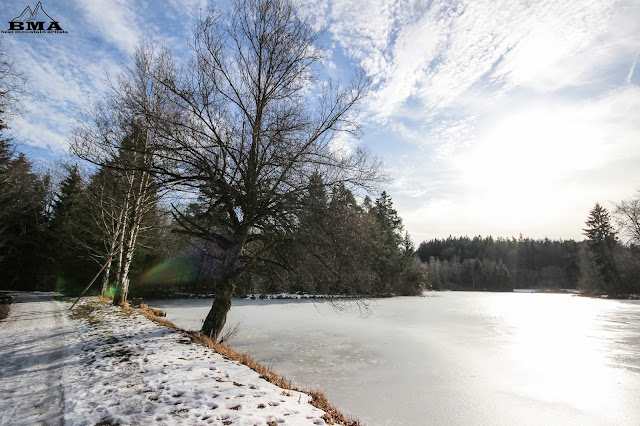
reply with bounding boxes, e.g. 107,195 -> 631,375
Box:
63,299 -> 329,425
243,293 -> 338,300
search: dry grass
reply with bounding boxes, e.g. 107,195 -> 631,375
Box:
69,298 -> 107,324
132,304 -> 362,425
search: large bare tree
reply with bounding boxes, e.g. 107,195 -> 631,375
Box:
146,0 -> 380,340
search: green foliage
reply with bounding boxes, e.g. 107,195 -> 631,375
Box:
282,187 -> 425,296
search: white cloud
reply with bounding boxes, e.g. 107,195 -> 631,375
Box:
493,1 -> 638,93
303,0 -> 640,241
455,86 -> 640,183
12,115 -> 70,153
4,0 -> 637,244
74,0 -> 140,54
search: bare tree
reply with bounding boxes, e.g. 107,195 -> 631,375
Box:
0,40 -> 29,265
144,0 -> 380,340
1,38 -> 27,199
72,44 -> 174,305
614,188 -> 640,247
81,167 -> 126,297
0,39 -> 28,125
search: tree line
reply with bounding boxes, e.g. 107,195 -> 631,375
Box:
417,236 -> 580,291
416,195 -> 640,296
0,145 -> 426,301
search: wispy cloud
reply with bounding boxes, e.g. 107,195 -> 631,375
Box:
312,0 -> 638,119
73,0 -> 140,54
5,5 -> 126,152
626,53 -> 638,84
167,0 -> 208,19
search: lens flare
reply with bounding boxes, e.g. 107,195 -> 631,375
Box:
137,255 -> 199,286
55,276 -> 67,294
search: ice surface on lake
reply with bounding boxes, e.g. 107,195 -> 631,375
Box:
152,292 -> 640,425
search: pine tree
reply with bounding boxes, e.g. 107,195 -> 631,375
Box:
583,203 -> 620,294
0,153 -> 49,289
370,192 -> 403,290
50,165 -> 84,236
401,232 -> 415,257
48,165 -> 93,290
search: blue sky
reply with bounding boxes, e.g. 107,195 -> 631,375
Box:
2,0 -> 639,244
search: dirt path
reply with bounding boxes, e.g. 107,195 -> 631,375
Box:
0,292 -> 70,425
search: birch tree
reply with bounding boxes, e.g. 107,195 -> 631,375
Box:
72,45 -> 173,305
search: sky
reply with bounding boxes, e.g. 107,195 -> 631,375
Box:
1,0 -> 639,244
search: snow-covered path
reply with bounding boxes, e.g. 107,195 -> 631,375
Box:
0,292 -> 68,425
0,293 -> 332,425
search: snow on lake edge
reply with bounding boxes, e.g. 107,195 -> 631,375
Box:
62,298 -> 332,425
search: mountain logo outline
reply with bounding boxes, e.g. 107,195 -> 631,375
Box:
3,1 -> 66,33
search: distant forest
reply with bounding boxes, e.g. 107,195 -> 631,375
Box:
417,236 -> 581,291
417,198 -> 640,296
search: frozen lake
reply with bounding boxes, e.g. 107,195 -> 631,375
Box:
150,292 -> 640,425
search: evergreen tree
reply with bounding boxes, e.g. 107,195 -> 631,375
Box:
583,203 -> 620,294
0,152 -> 49,290
285,178 -> 377,296
50,165 -> 84,239
48,164 -> 93,291
369,192 -> 403,293
401,231 -> 415,257
0,41 -> 51,290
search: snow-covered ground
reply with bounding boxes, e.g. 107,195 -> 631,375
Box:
0,292 -> 331,425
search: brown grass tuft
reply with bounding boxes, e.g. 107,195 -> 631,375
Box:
69,299 -> 105,324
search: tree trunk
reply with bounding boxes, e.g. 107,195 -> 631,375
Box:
201,275 -> 237,341
112,200 -> 129,304
101,199 -> 126,298
118,169 -> 151,305
115,218 -> 141,305
100,256 -> 113,298
201,239 -> 244,341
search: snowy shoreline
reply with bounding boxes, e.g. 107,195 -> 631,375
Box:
0,293 -> 352,425
65,298 -> 344,425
